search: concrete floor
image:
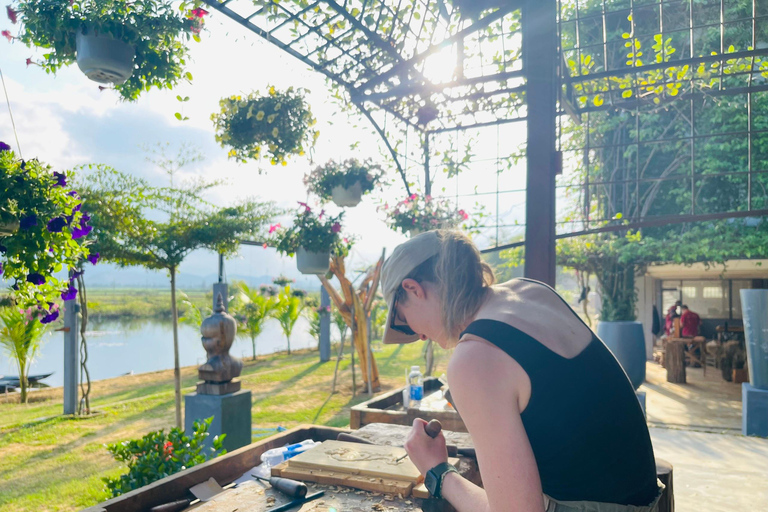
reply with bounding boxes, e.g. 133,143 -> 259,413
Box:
641,362 -> 767,511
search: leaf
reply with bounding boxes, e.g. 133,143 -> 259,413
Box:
175,112 -> 182,120
185,72 -> 193,81
622,33 -> 631,39
593,95 -> 603,106
622,89 -> 633,98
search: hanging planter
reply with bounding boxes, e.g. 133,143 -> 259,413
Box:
213,86 -> 318,167
383,194 -> 469,236
75,29 -> 135,85
8,1 -> 207,101
304,158 -> 385,208
296,247 -> 331,275
270,205 -> 346,275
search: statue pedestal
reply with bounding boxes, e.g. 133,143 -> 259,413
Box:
743,383 -> 768,437
185,389 -> 252,453
196,379 -> 241,395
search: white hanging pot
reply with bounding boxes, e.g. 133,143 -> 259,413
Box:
297,247 -> 331,275
0,220 -> 19,236
331,181 -> 364,208
76,29 -> 135,85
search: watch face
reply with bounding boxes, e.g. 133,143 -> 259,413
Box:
425,469 -> 439,496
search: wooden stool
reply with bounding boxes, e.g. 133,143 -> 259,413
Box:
656,458 -> 674,512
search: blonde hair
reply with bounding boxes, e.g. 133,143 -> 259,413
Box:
395,230 -> 495,344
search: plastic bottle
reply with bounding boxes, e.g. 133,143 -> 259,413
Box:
409,365 -> 424,408
259,439 -> 319,469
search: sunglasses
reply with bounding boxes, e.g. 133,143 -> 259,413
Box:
390,301 -> 416,336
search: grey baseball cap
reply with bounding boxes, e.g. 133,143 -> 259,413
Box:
381,230 -> 441,344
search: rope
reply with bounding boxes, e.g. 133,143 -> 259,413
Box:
0,67 -> 22,158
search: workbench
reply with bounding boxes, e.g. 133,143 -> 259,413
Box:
81,424 -> 478,512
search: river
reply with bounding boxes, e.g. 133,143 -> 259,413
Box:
1,317 -> 324,388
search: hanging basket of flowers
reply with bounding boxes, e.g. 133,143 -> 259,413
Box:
212,86 -> 318,167
304,158 -> 385,208
383,194 -> 469,236
5,0 -> 207,101
269,205 -> 344,275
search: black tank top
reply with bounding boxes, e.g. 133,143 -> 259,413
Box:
460,286 -> 658,506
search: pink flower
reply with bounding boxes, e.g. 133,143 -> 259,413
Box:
425,195 -> 432,201
25,57 -> 32,66
297,201 -> 311,212
409,194 -> 418,200
262,243 -> 268,249
1,30 -> 12,42
331,222 -> 341,233
190,7 -> 209,18
343,237 -> 349,243
383,203 -> 389,210
319,209 -> 325,219
459,209 -> 469,220
268,223 -> 281,234
6,6 -> 17,24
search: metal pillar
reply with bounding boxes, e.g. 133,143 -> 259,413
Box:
319,287 -> 331,362
523,0 -> 558,286
213,253 -> 228,311
63,300 -> 79,415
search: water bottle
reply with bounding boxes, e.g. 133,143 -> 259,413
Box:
409,365 -> 424,408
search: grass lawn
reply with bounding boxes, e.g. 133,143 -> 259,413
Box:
0,340 -> 450,511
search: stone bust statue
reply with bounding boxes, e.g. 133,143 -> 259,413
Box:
198,294 -> 243,383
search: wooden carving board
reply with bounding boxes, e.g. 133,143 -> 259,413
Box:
286,440 -> 421,481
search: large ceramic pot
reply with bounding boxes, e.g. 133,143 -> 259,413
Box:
296,247 -> 330,275
76,30 -> 135,85
741,289 -> 768,390
596,321 -> 646,390
331,181 -> 363,208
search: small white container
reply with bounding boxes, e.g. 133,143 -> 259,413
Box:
296,247 -> 331,275
331,181 -> 363,208
76,30 -> 135,85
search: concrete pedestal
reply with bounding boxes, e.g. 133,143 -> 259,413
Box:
185,389 -> 252,453
742,383 -> 768,437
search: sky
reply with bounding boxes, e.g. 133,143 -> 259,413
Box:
0,6 -> 531,288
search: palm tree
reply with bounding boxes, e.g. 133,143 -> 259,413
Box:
233,282 -> 280,360
0,307 -> 49,403
271,286 -> 306,355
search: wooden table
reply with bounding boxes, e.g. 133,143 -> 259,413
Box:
82,424 -> 477,512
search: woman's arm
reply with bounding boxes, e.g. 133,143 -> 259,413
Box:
405,338 -> 545,512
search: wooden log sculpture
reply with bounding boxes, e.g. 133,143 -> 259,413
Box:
665,340 -> 686,384
319,249 -> 384,393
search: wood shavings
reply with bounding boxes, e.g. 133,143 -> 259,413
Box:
266,496 -> 276,507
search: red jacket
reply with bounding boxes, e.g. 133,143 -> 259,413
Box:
681,311 -> 701,337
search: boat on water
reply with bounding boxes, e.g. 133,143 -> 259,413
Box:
0,372 -> 54,392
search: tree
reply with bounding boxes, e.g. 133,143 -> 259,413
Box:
0,306 -> 49,403
78,152 -> 276,428
232,281 -> 280,360
271,286 -> 306,355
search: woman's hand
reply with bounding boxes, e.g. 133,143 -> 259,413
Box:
403,418 -> 448,475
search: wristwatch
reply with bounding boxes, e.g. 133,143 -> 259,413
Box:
425,462 -> 459,499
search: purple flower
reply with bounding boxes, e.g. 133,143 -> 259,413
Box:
67,191 -> 78,197
26,273 -> 45,285
61,285 -> 78,301
69,269 -> 84,281
0,244 -> 5,254
19,214 -> 37,230
53,171 -> 67,187
0,141 -> 10,151
47,217 -> 67,233
87,252 -> 99,265
331,222 -> 341,233
72,224 -> 92,239
0,262 -> 3,276
40,310 -> 59,324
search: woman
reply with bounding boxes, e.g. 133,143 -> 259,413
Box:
381,230 -> 662,512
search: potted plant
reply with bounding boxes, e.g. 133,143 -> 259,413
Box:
270,205 -> 344,275
382,194 -> 469,236
212,86 -> 318,167
304,158 -> 385,207
6,0 -> 206,101
1,142 -> 93,312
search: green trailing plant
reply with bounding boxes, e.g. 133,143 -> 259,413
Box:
303,158 -> 385,202
270,205 -> 344,255
212,86 -> 318,166
0,143 -> 93,314
232,281 -> 280,360
272,275 -> 294,287
0,306 -> 50,403
270,286 -> 306,355
382,194 -> 469,235
103,417 -> 226,498
6,0 -> 208,101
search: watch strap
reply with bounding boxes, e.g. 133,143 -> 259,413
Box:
428,462 -> 459,499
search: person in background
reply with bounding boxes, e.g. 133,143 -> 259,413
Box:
681,305 -> 702,367
664,300 -> 682,336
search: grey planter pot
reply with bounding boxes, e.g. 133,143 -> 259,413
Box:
741,289 -> 768,390
296,247 -> 330,275
596,321 -> 646,390
76,30 -> 135,85
331,182 -> 363,208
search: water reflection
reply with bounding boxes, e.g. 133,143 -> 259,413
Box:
1,316 -> 320,388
